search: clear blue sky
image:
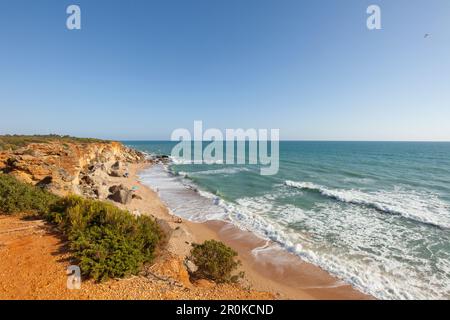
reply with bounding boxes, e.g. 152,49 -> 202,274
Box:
0,0 -> 449,140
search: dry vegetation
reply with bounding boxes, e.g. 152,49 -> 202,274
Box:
0,134 -> 108,151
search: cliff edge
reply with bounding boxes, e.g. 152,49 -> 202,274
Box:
0,137 -> 145,196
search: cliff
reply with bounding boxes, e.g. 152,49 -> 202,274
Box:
0,139 -> 145,196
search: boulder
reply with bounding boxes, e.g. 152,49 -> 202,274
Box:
108,169 -> 122,177
94,185 -> 109,200
81,174 -> 94,185
111,161 -> 121,170
108,184 -> 133,204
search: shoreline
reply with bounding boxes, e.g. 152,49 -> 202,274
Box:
128,162 -> 371,300
186,220 -> 370,299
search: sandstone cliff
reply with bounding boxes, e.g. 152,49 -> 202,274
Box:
0,140 -> 145,196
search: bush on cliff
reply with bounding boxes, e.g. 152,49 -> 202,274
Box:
48,196 -> 163,282
0,173 -> 59,215
189,240 -> 243,283
0,174 -> 164,282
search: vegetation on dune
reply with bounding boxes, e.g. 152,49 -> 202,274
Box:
0,134 -> 109,151
189,240 -> 244,283
0,174 -> 163,282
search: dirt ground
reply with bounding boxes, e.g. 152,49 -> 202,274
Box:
0,215 -> 273,300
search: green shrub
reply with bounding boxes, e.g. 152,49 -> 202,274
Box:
0,173 -> 164,282
189,240 -> 243,283
0,173 -> 59,215
48,196 -> 163,282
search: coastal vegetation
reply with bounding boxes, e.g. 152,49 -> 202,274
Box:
0,173 -> 163,282
47,196 -> 163,282
189,240 -> 244,283
0,134 -> 108,151
0,173 -> 59,215
1,172 -> 242,285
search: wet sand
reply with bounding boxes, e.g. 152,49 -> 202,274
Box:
186,220 -> 370,299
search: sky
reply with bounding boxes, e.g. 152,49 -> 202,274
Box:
0,0 -> 449,141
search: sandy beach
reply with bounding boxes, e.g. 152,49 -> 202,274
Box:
124,162 -> 371,300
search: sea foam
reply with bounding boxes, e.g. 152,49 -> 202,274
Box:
285,180 -> 450,229
138,164 -> 450,300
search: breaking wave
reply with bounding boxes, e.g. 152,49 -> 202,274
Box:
178,167 -> 250,177
285,180 -> 450,229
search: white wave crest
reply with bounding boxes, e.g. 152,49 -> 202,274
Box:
184,167 -> 250,176
138,165 -> 450,299
285,180 -> 450,229
169,156 -> 224,165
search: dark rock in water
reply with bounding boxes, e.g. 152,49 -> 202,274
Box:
108,184 -> 132,204
153,154 -> 170,164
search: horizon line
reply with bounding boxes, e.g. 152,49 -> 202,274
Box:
119,139 -> 450,143
2,134 -> 449,143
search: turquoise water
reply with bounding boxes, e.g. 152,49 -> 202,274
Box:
125,141 -> 450,300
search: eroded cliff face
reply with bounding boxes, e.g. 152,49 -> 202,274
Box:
0,141 -> 144,196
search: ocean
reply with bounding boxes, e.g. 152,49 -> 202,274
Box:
124,141 -> 450,300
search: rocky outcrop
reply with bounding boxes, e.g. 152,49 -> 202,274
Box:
149,254 -> 192,287
0,140 -> 144,196
147,154 -> 170,164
